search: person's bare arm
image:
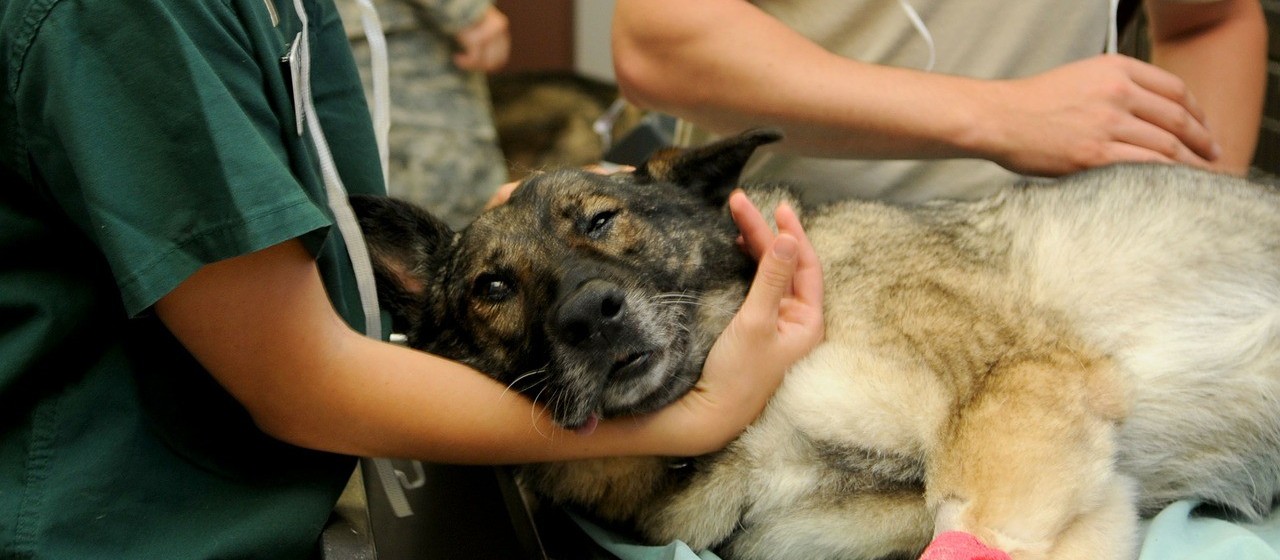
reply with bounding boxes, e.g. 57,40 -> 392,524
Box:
154,197 -> 821,463
612,0 -> 1221,176
1146,0 -> 1267,175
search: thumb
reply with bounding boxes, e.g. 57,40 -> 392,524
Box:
739,233 -> 799,321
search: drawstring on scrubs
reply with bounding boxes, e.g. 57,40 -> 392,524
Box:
286,0 -> 415,519
897,0 -> 1122,71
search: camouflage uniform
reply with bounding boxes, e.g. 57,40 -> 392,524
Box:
340,0 -> 508,229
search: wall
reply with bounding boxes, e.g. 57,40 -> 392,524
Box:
491,0 -> 615,80
1257,0 -> 1280,173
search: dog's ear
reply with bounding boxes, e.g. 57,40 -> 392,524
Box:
634,128 -> 783,205
350,194 -> 454,334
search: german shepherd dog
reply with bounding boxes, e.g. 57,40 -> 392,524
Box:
352,129 -> 1280,560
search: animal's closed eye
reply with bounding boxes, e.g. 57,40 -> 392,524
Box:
582,210 -> 617,239
472,273 -> 516,302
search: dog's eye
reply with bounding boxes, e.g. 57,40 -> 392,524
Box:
582,210 -> 617,239
472,273 -> 515,302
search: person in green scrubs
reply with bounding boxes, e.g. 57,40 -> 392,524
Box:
0,0 -> 825,558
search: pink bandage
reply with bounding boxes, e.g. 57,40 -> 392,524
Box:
919,531 -> 1012,560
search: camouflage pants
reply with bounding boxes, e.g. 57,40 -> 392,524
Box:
348,23 -> 508,229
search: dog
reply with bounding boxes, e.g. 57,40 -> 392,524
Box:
488,71 -> 644,180
352,129 -> 1280,560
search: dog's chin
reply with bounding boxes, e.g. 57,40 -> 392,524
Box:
602,349 -> 696,415
552,348 -> 698,430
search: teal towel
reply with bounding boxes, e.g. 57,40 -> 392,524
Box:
573,501 -> 1280,559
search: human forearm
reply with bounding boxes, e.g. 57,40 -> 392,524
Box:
280,332 -> 713,463
1147,0 -> 1267,175
157,206 -> 821,464
612,0 -> 990,160
155,239 -> 669,464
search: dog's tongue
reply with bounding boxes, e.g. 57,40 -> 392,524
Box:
575,414 -> 600,436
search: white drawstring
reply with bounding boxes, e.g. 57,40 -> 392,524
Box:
1105,0 -> 1120,54
897,0 -> 936,71
897,0 -> 1120,70
286,0 -> 416,519
288,0 -> 383,345
353,0 -> 391,180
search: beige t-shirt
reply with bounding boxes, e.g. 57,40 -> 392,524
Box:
675,0 -> 1160,204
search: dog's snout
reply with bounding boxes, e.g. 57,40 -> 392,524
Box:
557,279 -> 627,347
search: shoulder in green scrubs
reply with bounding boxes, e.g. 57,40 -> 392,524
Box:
0,0 -> 384,557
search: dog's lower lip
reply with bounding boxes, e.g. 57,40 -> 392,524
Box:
610,351 -> 653,380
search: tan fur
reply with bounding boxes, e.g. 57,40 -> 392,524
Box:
516,164 -> 1280,559
488,71 -> 644,179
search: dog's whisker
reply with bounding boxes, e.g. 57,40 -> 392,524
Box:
650,292 -> 698,301
529,385 -> 552,440
650,292 -> 702,305
503,365 -> 550,398
649,292 -> 736,317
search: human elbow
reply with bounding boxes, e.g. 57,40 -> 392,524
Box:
613,44 -> 668,111
246,405 -> 315,448
241,394 -> 342,454
611,21 -> 705,113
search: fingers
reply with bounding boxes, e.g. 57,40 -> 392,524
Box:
584,163 -> 635,175
773,201 -> 823,307
484,180 -> 520,209
729,189 -> 823,317
453,39 -> 507,73
1108,117 -> 1207,168
1120,56 -> 1207,123
1126,55 -> 1203,123
998,56 -> 1227,176
1117,57 -> 1220,163
736,207 -> 821,324
737,232 -> 800,330
453,7 -> 510,73
729,190 -> 774,261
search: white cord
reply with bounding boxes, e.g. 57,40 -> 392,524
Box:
897,0 -> 1117,68
288,0 -> 383,344
897,0 -> 936,71
1105,0 -> 1120,54
354,0 -> 391,181
289,0 -> 416,520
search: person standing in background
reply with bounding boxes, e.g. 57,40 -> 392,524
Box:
612,0 -> 1267,205
341,0 -> 510,229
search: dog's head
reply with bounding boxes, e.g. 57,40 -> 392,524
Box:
353,129 -> 783,430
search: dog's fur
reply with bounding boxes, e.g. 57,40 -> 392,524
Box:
488,71 -> 644,180
353,129 -> 1280,560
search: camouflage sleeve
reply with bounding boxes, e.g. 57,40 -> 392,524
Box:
405,0 -> 491,35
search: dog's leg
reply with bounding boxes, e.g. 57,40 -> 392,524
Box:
925,344 -> 1133,560
1038,475 -> 1138,560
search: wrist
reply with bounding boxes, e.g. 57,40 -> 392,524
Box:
947,79 -> 1012,164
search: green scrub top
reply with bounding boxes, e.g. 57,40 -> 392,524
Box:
0,0 -> 385,557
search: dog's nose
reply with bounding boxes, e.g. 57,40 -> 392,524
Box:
556,279 -> 626,347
